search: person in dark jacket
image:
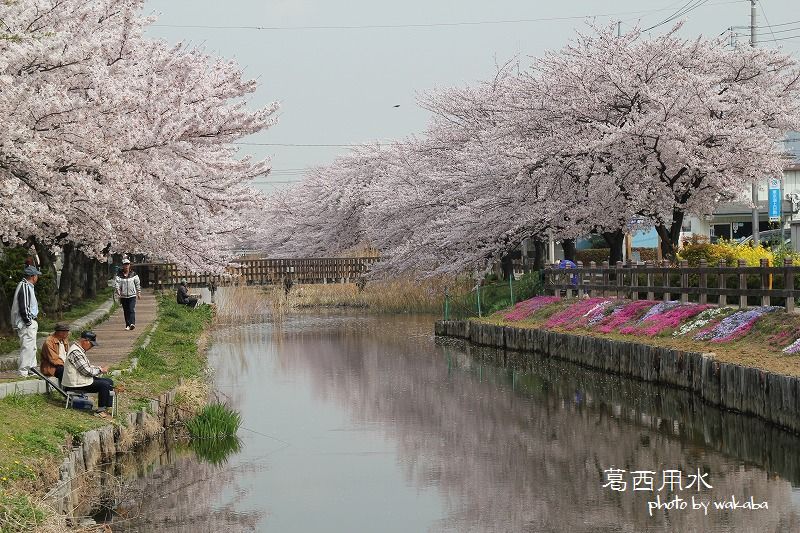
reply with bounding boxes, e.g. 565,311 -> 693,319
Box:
177,280 -> 198,308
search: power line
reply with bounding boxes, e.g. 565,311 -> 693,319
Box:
151,0 -> 747,32
642,0 -> 711,32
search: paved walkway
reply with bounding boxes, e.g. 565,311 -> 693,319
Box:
0,291 -> 157,382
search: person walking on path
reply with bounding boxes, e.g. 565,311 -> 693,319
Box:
115,258 -> 141,330
40,323 -> 70,381
10,265 -> 42,377
62,331 -> 115,418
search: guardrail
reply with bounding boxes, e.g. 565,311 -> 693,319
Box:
545,259 -> 797,312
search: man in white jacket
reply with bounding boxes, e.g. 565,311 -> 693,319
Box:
10,265 -> 42,377
114,259 -> 141,330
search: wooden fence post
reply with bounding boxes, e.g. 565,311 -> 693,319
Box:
680,260 -> 689,304
646,260 -> 654,301
566,262 -> 574,299
577,261 -> 585,299
662,259 -> 671,302
718,259 -> 727,307
699,259 -> 707,305
630,261 -> 638,300
739,259 -> 748,309
786,259 -> 795,314
761,258 -> 770,307
602,261 -> 610,298
590,262 -> 597,297
616,261 -> 624,299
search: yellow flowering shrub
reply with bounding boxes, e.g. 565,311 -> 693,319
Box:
678,240 -> 773,267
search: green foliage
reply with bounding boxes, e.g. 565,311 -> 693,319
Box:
772,242 -> 800,266
186,403 -> 241,440
0,491 -> 47,533
515,271 -> 544,301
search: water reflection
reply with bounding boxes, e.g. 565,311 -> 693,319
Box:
115,313 -> 800,532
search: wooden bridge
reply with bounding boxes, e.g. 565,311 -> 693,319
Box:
134,257 -> 380,289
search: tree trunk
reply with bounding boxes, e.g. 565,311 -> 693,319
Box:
500,253 -> 514,280
656,209 -> 685,263
602,230 -> 625,265
533,239 -> 546,271
562,239 -> 576,263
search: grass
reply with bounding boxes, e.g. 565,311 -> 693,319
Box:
214,276 -> 473,324
0,294 -> 214,529
0,490 -> 47,533
0,394 -> 106,494
186,403 -> 241,440
0,288 -> 114,355
115,297 -> 213,415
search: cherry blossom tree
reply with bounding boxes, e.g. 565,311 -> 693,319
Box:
531,24 -> 800,258
0,0 -> 278,270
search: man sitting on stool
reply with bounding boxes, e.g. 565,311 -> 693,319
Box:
177,279 -> 198,308
62,331 -> 114,418
40,323 -> 70,381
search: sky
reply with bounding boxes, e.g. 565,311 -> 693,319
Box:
144,0 -> 800,191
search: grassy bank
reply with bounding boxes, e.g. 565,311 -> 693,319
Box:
0,296 -> 213,531
479,296 -> 800,377
0,288 -> 114,355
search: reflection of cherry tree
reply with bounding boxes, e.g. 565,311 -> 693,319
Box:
0,0 -> 277,269
251,317 -> 800,532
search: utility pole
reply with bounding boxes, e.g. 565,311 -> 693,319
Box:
617,21 -> 622,37
750,0 -> 760,248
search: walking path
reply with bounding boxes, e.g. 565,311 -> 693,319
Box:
0,291 -> 157,390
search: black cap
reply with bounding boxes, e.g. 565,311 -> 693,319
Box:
80,331 -> 98,346
54,323 -> 70,332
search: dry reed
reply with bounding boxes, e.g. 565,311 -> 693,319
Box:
212,275 -> 470,323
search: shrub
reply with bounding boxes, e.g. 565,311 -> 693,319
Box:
185,403 -> 241,440
678,240 -> 772,267
575,249 -> 610,265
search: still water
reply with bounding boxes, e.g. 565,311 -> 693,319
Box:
111,313 -> 800,532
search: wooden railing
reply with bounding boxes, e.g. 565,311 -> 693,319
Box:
134,257 -> 381,289
545,259 -> 797,312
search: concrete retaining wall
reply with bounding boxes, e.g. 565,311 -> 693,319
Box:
43,389 -> 184,523
436,320 -> 800,434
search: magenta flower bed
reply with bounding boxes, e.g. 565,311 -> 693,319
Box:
502,296 -> 561,321
619,304 -> 711,336
596,300 -> 658,333
545,298 -> 612,329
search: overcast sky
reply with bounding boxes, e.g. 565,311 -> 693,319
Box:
144,0 -> 798,190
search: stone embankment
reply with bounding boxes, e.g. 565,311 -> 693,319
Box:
436,320 -> 800,433
45,389 -> 184,522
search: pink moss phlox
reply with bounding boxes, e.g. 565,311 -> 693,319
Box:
544,298 -> 611,329
596,300 -> 657,333
502,296 -> 561,321
633,304 -> 711,336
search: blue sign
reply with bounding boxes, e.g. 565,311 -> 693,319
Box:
768,178 -> 782,222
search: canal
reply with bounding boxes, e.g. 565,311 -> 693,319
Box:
110,313 -> 800,532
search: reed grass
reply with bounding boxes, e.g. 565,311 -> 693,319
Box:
185,403 -> 241,440
213,276 -> 471,323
